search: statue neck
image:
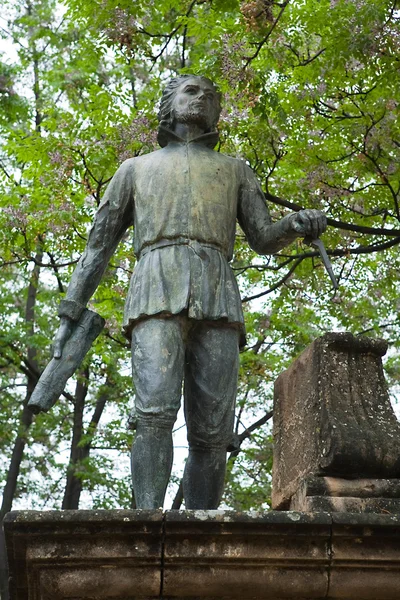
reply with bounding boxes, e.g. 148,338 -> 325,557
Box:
173,122 -> 206,142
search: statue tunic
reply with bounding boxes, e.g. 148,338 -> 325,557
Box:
59,130 -> 297,346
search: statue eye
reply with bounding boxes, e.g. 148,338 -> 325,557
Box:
185,86 -> 197,94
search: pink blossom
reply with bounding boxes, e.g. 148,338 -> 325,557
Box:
116,114 -> 158,163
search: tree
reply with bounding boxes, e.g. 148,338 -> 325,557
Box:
1,0 -> 400,594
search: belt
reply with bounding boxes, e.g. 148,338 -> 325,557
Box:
139,237 -> 224,259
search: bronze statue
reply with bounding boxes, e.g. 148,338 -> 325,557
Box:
51,75 -> 327,509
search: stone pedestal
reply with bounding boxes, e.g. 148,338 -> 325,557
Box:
4,509 -> 400,599
272,332 -> 400,511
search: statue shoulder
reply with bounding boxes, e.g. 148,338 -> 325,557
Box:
211,150 -> 244,170
225,155 -> 254,182
122,148 -> 166,170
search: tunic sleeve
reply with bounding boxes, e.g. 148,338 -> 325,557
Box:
237,162 -> 298,255
59,159 -> 134,321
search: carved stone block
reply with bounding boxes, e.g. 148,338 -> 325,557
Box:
272,332 -> 400,510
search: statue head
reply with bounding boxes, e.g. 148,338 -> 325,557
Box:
157,75 -> 221,146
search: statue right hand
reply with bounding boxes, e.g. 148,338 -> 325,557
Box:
53,317 -> 73,359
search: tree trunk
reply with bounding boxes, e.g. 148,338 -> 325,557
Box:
62,368 -> 90,510
0,252 -> 42,600
61,376 -> 110,509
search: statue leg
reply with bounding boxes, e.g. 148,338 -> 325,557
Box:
183,322 -> 239,509
131,317 -> 184,509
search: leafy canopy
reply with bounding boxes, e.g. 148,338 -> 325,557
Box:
0,0 -> 399,515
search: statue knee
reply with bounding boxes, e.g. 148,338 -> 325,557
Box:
132,391 -> 180,432
187,428 -> 232,452
135,412 -> 176,432
188,441 -> 228,454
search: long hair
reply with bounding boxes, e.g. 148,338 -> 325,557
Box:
157,75 -> 221,147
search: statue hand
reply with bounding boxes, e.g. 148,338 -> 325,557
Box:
291,209 -> 327,239
53,317 -> 73,359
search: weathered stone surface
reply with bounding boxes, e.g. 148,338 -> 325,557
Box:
272,332 -> 400,510
4,509 -> 163,600
163,510 -> 331,599
290,476 -> 400,512
300,476 -> 400,498
293,495 -> 400,513
5,509 -> 400,599
330,513 -> 400,600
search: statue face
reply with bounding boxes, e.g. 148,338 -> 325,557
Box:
171,77 -> 218,130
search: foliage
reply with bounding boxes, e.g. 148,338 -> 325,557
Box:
1,0 -> 400,560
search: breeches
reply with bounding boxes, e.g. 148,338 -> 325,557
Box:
131,316 -> 240,449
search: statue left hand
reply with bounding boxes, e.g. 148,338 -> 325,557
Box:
291,209 -> 327,239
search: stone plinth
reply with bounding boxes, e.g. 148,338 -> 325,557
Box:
272,332 -> 400,511
4,509 -> 400,599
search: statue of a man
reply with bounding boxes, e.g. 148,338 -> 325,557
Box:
53,75 -> 327,509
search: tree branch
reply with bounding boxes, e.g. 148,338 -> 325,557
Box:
241,257 -> 304,303
243,1 -> 289,68
266,192 -> 400,237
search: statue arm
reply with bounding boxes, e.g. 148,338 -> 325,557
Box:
237,162 -> 326,255
58,159 -> 134,323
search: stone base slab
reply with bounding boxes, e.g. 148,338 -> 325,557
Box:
292,495 -> 400,513
4,509 -> 400,599
290,477 -> 400,513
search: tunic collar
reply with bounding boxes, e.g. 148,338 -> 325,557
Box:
157,126 -> 220,149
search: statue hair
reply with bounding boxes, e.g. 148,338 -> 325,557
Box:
157,75 -> 221,147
